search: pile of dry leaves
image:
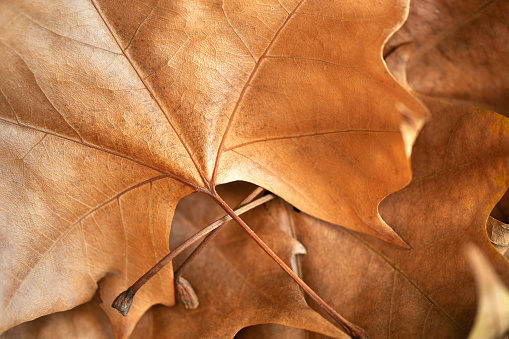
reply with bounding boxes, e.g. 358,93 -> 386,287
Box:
1,0 -> 508,338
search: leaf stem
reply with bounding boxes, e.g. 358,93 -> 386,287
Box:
112,192 -> 274,316
174,187 -> 265,283
211,192 -> 370,339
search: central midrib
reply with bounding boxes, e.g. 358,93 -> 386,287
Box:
89,0 -> 210,190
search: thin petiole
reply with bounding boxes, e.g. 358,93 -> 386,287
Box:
212,192 -> 369,339
112,192 -> 274,316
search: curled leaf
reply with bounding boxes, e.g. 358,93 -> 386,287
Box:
486,217 -> 509,255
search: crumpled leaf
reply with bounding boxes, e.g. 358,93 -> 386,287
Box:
0,0 -> 428,335
467,245 -> 509,339
290,97 -> 509,338
0,293 -> 113,339
385,0 -> 509,116
130,183 -> 348,339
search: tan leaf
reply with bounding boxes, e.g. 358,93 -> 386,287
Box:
291,97 -> 509,338
0,0 -> 427,335
130,183 -> 348,339
467,245 -> 509,339
386,0 -> 509,116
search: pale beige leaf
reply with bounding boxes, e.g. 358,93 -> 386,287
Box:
487,217 -> 509,255
468,246 -> 509,339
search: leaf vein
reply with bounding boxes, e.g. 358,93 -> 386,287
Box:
225,129 -> 399,151
345,230 -> 468,332
211,0 -> 306,184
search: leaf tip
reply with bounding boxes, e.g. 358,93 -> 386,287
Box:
372,220 -> 411,249
385,231 -> 411,249
111,290 -> 135,316
397,102 -> 428,159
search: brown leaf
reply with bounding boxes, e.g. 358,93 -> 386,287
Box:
0,293 -> 113,339
130,183 -> 348,339
291,97 -> 509,338
386,0 -> 509,116
1,0 -> 428,335
235,324 -> 306,339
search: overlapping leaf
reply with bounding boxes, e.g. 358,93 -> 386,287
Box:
0,294 -> 113,339
0,0 -> 427,335
386,0 -> 509,116
236,324 -> 305,339
290,96 -> 509,338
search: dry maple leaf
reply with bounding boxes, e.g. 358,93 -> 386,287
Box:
0,0 -> 429,336
385,0 -> 509,116
289,95 -> 509,338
